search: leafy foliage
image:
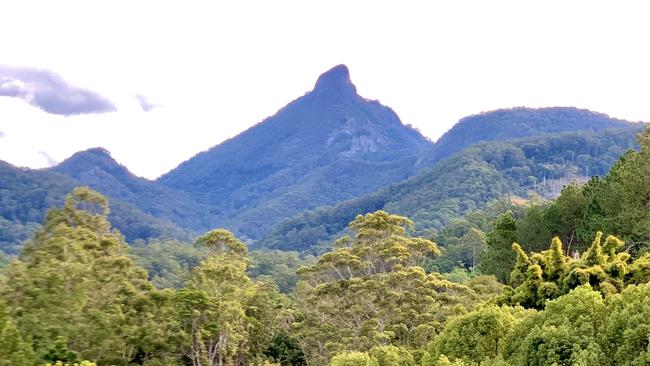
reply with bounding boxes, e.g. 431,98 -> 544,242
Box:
0,188 -> 297,365
497,232 -> 647,309
421,305 -> 529,365
129,238 -> 206,289
1,187 -> 183,364
428,283 -> 650,366
249,250 -> 316,293
293,211 -> 499,365
480,127 -> 650,279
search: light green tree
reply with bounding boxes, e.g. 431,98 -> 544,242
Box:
368,345 -> 415,366
294,211 -> 494,365
1,187 -> 181,364
329,351 -> 379,366
601,282 -> 650,365
500,232 -> 631,309
176,229 -> 287,366
423,306 -> 529,365
502,286 -> 608,366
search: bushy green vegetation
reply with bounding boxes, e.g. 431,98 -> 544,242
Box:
292,211 -> 502,364
0,188 -> 293,365
421,283 -> 650,366
128,240 -> 315,293
480,127 -> 650,282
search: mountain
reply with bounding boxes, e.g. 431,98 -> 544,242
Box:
158,64 -> 432,239
2,66 -> 646,253
0,157 -> 192,253
50,147 -> 214,231
259,125 -> 645,253
416,107 -> 636,169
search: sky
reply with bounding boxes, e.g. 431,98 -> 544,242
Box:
1,1 -> 649,179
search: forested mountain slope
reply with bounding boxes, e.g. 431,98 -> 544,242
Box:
260,126 -> 644,253
0,158 -> 191,253
158,65 -> 432,239
416,107 -> 636,169
50,147 -> 215,230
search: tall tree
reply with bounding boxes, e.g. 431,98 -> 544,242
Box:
294,211 -> 493,365
1,187 -> 180,364
479,213 -> 518,283
175,229 -> 287,366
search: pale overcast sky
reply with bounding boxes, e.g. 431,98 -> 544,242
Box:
1,1 -> 649,179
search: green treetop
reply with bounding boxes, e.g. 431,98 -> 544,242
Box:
294,211 -> 497,365
499,231 -> 642,309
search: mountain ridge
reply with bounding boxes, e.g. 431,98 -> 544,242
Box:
50,147 -> 215,231
417,106 -> 637,169
0,158 -> 192,253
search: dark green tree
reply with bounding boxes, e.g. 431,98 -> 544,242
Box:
480,213 -> 518,283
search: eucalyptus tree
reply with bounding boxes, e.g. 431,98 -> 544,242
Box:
1,187 -> 181,364
294,211 -> 491,365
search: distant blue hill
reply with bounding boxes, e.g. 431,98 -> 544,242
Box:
416,107 -> 636,169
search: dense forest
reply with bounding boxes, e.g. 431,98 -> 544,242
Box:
0,126 -> 648,365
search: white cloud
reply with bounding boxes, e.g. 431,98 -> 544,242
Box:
0,66 -> 116,115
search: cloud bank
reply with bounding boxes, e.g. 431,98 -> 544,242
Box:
0,66 -> 116,115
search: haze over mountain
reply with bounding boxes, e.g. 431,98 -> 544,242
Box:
158,64 -> 432,239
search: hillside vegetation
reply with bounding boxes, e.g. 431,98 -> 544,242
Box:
0,159 -> 191,253
260,126 -> 643,253
416,107 -> 636,168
